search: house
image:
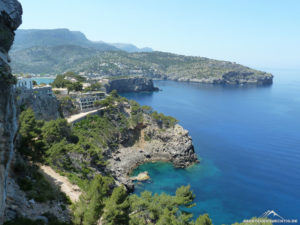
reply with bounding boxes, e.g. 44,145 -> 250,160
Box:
16,77 -> 33,89
15,77 -> 53,97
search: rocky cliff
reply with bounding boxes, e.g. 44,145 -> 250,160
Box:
173,71 -> 273,85
105,77 -> 159,93
16,91 -> 60,121
108,118 -> 198,190
45,97 -> 198,192
0,0 -> 22,223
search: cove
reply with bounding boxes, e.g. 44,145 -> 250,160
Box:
122,69 -> 300,225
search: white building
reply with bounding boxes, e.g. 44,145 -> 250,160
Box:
76,91 -> 106,111
16,77 -> 33,89
15,77 -> 53,97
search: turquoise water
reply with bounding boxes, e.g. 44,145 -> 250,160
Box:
122,69 -> 300,225
33,77 -> 54,84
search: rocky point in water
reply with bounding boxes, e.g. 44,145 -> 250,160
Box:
104,101 -> 198,191
105,76 -> 159,93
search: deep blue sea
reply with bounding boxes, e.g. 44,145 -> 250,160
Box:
122,69 -> 300,225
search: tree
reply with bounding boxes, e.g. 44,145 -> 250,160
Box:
195,214 -> 213,225
67,82 -> 83,93
73,175 -> 114,225
83,83 -> 102,92
41,119 -> 72,147
110,89 -> 119,98
175,185 -> 195,208
102,186 -> 130,225
18,108 -> 44,159
32,80 -> 37,86
19,108 -> 39,144
52,74 -> 72,88
129,186 -> 197,225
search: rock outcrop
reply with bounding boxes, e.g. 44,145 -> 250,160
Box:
105,77 -> 159,93
16,91 -> 60,121
107,114 -> 198,191
0,0 -> 22,223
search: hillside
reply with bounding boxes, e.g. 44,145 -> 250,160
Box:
10,29 -> 273,85
11,45 -> 273,84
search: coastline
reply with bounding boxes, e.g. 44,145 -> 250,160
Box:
106,123 -> 199,191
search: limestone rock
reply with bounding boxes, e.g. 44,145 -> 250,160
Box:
105,77 -> 159,93
0,0 -> 22,223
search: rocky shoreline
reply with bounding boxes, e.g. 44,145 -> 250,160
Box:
154,72 -> 273,85
106,120 -> 199,191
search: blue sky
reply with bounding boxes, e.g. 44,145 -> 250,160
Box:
19,0 -> 300,69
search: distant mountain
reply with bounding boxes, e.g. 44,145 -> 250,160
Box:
11,28 -> 273,85
110,43 -> 153,53
13,29 -> 153,52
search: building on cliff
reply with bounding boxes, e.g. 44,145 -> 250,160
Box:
15,77 -> 53,97
75,91 -> 106,111
16,77 -> 33,89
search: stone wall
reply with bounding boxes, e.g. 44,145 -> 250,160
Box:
0,0 -> 22,223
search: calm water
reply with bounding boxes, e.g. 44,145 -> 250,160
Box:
33,77 -> 54,84
122,69 -> 300,225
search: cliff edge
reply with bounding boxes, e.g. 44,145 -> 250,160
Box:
0,0 -> 22,223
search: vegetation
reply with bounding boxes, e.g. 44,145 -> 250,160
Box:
102,186 -> 130,225
83,82 -> 103,92
52,74 -> 72,88
151,111 -> 178,128
14,162 -> 59,203
73,175 -> 114,225
66,82 -> 83,93
51,72 -> 85,89
11,44 -> 271,81
16,100 -> 266,225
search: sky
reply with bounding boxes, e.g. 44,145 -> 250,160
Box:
19,0 -> 300,70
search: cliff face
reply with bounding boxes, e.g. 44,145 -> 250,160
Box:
108,119 -> 198,190
17,92 -> 60,121
105,77 -> 159,93
0,0 -> 22,223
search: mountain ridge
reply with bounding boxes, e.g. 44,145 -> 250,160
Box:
13,28 -> 153,53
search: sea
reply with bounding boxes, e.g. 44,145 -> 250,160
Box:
33,77 -> 54,85
121,69 -> 300,225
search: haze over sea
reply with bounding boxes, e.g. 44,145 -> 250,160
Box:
122,69 -> 300,224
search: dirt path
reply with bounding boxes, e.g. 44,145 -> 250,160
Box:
66,108 -> 100,123
66,107 -> 107,124
39,165 -> 81,203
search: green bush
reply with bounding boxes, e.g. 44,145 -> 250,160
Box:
151,111 -> 178,128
